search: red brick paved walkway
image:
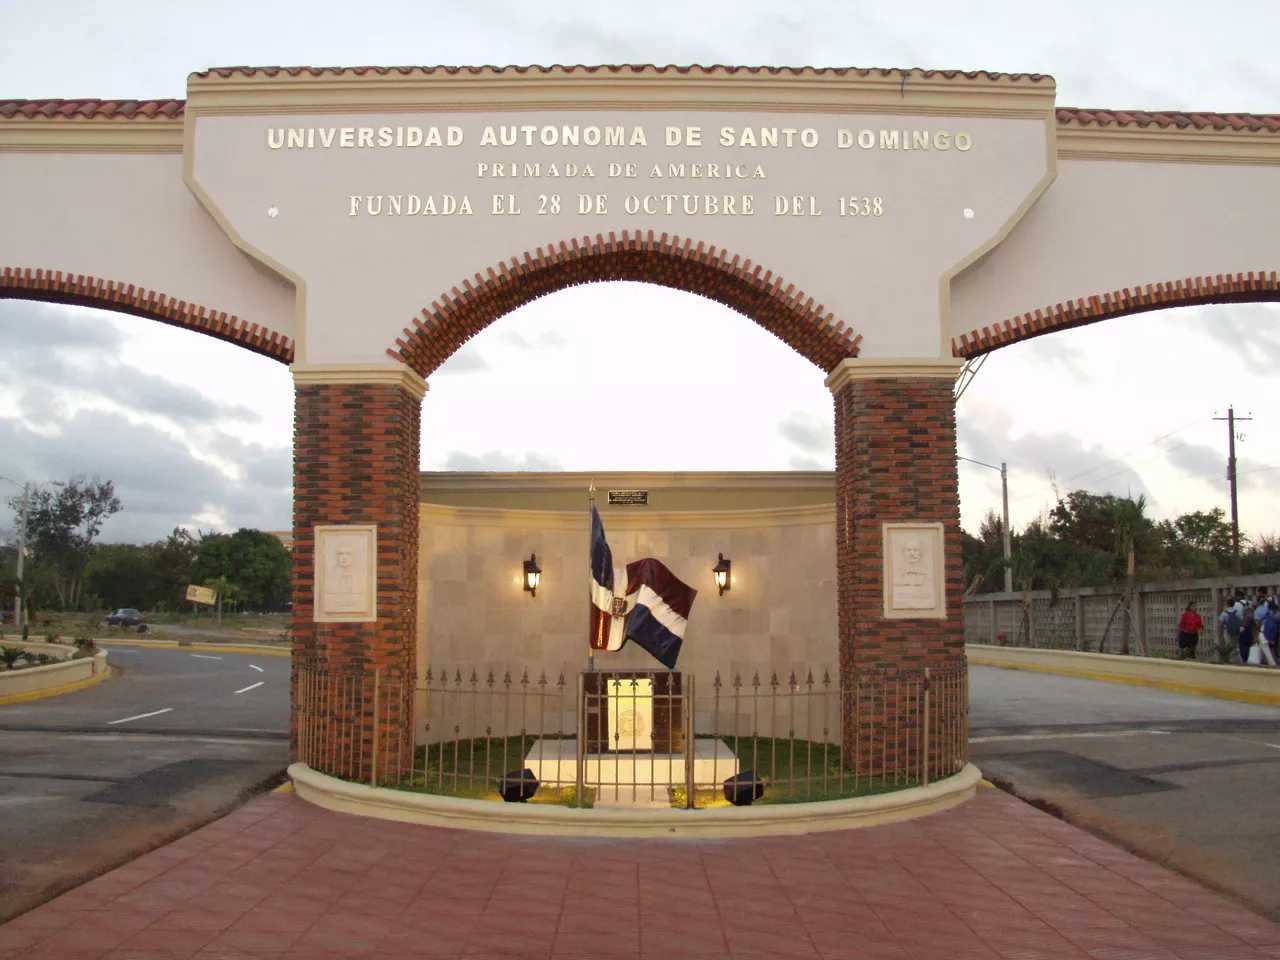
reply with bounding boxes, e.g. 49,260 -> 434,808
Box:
2,785 -> 1277,959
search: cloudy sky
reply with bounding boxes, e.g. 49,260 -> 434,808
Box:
2,0 -> 1279,545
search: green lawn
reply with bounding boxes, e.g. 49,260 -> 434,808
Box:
396,735 -> 594,807
714,736 -> 921,804
388,734 -> 926,808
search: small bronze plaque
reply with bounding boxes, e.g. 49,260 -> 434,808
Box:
608,489 -> 648,506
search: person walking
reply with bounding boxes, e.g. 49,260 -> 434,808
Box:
1240,598 -> 1258,664
1176,600 -> 1204,660
1255,599 -> 1279,667
1222,595 -> 1246,663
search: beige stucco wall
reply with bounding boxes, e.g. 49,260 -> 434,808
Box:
416,499 -> 838,688
191,110 -> 1051,364
0,153 -> 295,340
950,159 -> 1280,339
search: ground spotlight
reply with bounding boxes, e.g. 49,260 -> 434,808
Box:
498,768 -> 539,803
723,769 -> 764,806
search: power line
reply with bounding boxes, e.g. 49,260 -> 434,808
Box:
1063,419 -> 1201,485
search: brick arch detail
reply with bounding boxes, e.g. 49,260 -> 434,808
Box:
1,267 -> 295,363
953,270 -> 1280,358
385,231 -> 860,377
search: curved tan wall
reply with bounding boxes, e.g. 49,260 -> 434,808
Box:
0,153 -> 295,340
951,159 -> 1280,341
0,647 -> 108,699
417,501 -> 837,687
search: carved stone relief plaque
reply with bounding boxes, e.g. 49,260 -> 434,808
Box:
882,522 -> 945,619
314,524 -> 377,622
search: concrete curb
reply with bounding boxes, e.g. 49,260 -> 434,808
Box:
0,649 -> 110,704
93,638 -> 290,657
288,762 -> 981,838
968,644 -> 1280,706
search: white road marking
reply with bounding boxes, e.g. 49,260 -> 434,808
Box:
107,708 -> 174,725
1219,736 -> 1280,751
972,730 -> 1171,744
234,681 -> 265,694
190,654 -> 223,660
249,664 -> 264,672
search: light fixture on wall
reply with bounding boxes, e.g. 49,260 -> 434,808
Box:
523,554 -> 542,597
713,553 -> 731,596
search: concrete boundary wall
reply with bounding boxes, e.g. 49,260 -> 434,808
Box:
967,643 -> 1280,706
964,574 -> 1280,660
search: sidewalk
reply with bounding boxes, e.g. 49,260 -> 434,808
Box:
2,785 -> 1277,959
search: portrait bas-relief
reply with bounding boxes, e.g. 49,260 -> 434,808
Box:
314,525 -> 377,623
882,523 -> 945,619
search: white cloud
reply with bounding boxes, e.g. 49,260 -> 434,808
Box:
3,0 -> 1280,543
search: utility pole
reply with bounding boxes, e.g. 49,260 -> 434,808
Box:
14,483 -> 29,637
1214,406 -> 1252,574
958,457 -> 1013,592
1000,462 -> 1012,593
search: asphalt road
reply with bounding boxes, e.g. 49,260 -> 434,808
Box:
0,645 -> 289,922
971,664 -> 1280,920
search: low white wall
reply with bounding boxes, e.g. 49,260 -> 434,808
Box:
0,647 -> 108,698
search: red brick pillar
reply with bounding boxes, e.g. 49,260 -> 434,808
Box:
291,366 -> 424,785
827,359 -> 968,780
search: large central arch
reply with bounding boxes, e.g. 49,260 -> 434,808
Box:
385,231 -> 860,376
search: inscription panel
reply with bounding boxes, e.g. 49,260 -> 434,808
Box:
882,522 -> 945,619
315,524 -> 378,623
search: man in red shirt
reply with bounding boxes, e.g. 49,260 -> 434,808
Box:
1177,601 -> 1204,660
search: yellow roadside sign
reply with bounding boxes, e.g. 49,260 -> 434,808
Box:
185,585 -> 218,605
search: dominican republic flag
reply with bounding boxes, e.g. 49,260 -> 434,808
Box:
622,558 -> 697,670
589,506 -> 627,652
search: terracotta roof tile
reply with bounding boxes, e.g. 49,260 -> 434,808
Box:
191,63 -> 1051,81
1057,107 -> 1280,132
0,99 -> 184,119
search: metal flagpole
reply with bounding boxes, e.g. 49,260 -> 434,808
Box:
588,480 -> 596,673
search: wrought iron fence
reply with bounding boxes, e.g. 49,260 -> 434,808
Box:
294,660 -> 968,809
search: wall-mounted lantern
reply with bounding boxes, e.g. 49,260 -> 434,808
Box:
523,554 -> 542,597
712,553 -> 731,596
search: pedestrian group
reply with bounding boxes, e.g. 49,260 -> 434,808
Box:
1177,591 -> 1279,665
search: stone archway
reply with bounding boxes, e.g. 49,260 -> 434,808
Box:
0,267 -> 294,363
953,269 -> 1280,358
385,231 -> 861,376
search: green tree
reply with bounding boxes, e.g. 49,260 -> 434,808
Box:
1049,491 -> 1158,584
191,529 -> 292,611
145,527 -> 199,610
1241,533 -> 1280,575
6,477 -> 122,611
86,543 -> 151,610
1154,508 -> 1233,578
963,509 -> 1009,594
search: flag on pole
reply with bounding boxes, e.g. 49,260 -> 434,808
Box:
589,505 -> 627,652
622,558 -> 697,670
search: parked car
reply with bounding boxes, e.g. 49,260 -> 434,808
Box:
105,608 -> 147,631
